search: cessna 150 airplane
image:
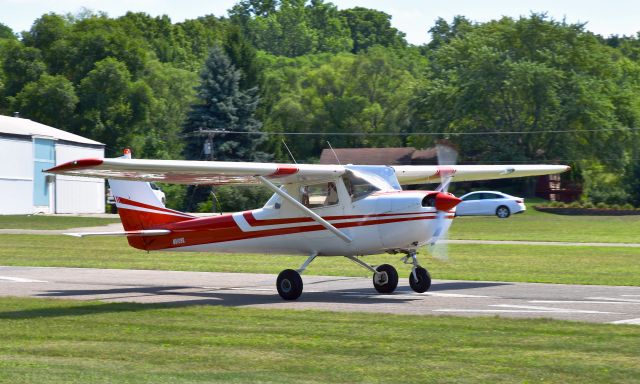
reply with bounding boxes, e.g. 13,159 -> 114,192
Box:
46,148 -> 569,300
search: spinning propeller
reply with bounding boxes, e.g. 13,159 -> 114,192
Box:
427,143 -> 462,261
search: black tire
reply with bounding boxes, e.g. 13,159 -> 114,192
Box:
277,269 -> 303,300
409,267 -> 431,293
496,205 -> 511,218
373,264 -> 398,294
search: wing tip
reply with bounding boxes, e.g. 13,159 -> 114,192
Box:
45,158 -> 104,173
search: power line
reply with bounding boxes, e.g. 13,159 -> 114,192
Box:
182,127 -> 640,137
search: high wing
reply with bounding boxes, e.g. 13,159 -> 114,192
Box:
392,164 -> 570,185
45,158 -> 345,185
45,157 -> 569,186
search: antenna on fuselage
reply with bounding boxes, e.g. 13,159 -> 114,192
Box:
327,141 -> 341,165
281,139 -> 298,164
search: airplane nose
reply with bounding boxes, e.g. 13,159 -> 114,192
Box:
434,193 -> 462,212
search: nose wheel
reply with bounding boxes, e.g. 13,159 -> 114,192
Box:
402,251 -> 432,293
409,266 -> 431,293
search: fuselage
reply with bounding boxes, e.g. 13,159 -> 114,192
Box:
133,189 -> 454,256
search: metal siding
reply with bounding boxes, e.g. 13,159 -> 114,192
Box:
0,138 -> 34,214
54,144 -> 105,213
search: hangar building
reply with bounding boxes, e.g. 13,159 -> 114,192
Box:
0,115 -> 105,215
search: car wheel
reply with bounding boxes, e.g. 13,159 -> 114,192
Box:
496,205 -> 510,218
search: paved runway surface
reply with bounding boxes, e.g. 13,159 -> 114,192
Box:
1,266 -> 639,325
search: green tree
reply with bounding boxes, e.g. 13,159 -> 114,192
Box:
258,48 -> 424,160
12,74 -> 78,129
231,0 -> 351,57
1,40 -> 46,97
223,25 -> 260,90
340,7 -> 406,53
426,16 -> 472,51
77,58 -> 153,155
412,14 -> 640,197
184,45 -> 266,162
0,22 -> 15,39
139,60 -> 198,159
183,46 -> 267,210
64,15 -> 150,82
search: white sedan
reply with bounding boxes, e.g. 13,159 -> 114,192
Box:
455,191 -> 526,218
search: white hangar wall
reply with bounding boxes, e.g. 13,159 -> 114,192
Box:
0,136 -> 34,214
0,115 -> 106,215
55,143 -> 105,214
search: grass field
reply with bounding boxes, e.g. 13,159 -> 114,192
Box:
0,215 -> 120,230
450,208 -> 640,243
0,297 -> 638,383
2,234 -> 639,286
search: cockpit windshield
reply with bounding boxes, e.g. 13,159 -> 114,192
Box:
345,165 -> 401,191
343,165 -> 400,201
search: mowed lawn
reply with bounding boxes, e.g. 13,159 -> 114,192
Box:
2,234 -> 639,286
0,297 -> 638,384
450,208 -> 640,243
0,215 -> 120,230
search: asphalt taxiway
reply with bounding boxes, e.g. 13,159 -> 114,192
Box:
1,266 -> 639,325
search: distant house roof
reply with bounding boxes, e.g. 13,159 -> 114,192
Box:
0,115 -> 104,147
411,148 -> 438,164
319,147 -> 438,165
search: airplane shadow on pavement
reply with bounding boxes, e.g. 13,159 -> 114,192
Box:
0,280 -> 510,320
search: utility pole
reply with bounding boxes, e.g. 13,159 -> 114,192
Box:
183,128 -> 227,161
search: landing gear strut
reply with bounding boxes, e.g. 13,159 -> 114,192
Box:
402,251 -> 431,293
276,253 -> 317,300
346,256 -> 398,294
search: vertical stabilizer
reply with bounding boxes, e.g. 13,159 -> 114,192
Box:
109,150 -> 194,235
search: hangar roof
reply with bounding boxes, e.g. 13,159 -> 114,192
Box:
0,115 -> 104,146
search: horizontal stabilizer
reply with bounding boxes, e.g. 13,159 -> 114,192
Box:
64,229 -> 172,238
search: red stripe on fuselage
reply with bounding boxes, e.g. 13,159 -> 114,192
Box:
242,211 -> 435,227
137,213 -> 452,251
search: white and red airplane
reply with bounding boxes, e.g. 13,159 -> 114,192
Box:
46,149 -> 569,300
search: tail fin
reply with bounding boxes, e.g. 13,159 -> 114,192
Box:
109,149 -> 194,232
110,179 -> 194,231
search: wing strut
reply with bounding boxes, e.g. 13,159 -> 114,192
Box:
256,176 -> 352,243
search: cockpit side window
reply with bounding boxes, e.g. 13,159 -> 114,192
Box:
343,172 -> 379,201
300,182 -> 339,208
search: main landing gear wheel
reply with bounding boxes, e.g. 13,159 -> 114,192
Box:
496,205 -> 511,218
277,269 -> 303,300
373,264 -> 398,294
409,267 -> 431,293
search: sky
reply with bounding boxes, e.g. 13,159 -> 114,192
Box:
1,0 -> 639,45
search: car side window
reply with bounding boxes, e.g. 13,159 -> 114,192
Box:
483,193 -> 500,199
463,193 -> 480,201
300,182 -> 339,208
